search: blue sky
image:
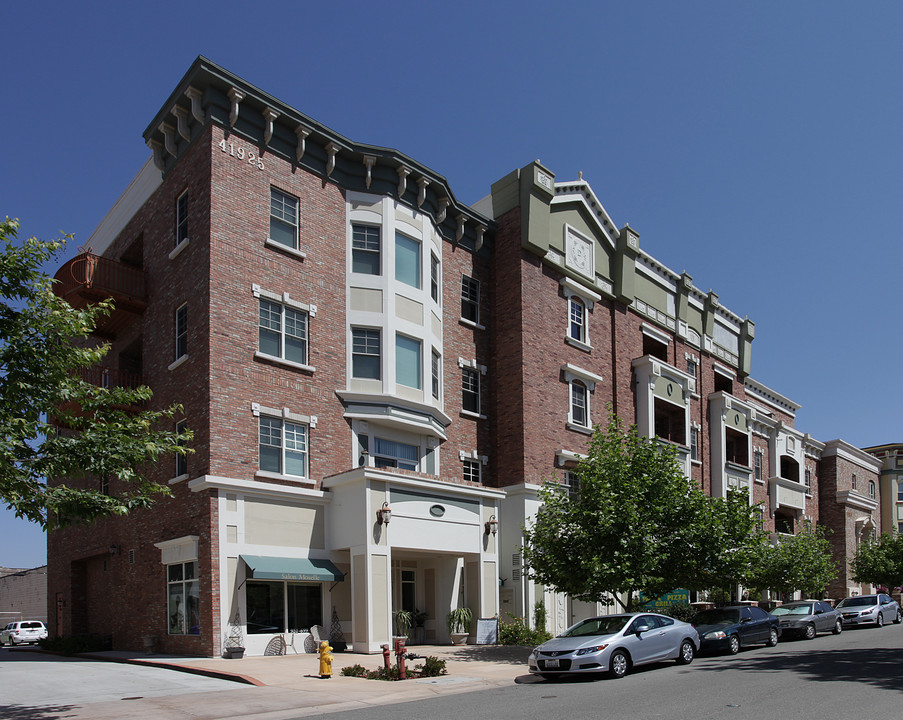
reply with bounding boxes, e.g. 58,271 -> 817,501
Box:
1,1 -> 900,568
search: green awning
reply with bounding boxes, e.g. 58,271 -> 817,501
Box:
240,555 -> 344,582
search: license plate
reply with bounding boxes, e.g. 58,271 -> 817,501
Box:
545,658 -> 559,669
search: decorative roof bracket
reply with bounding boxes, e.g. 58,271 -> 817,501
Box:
227,88 -> 245,127
363,155 -> 377,189
147,138 -> 166,171
417,176 -> 430,207
456,214 -> 466,243
437,197 -> 450,223
295,125 -> 311,162
475,224 -> 486,252
325,142 -> 340,176
185,86 -> 205,124
171,105 -> 191,141
262,107 -> 280,146
159,123 -> 178,157
396,165 -> 411,198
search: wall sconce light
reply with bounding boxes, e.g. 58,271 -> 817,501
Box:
109,544 -> 121,556
377,501 -> 392,525
484,515 -> 498,536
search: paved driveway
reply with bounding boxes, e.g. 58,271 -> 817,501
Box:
0,647 -> 248,712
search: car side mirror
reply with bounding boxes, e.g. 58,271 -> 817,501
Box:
740,617 -> 750,624
635,623 -> 650,635
814,610 -> 823,615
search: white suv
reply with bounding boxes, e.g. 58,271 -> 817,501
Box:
0,621 -> 48,646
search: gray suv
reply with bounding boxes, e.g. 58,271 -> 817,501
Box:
771,600 -> 842,639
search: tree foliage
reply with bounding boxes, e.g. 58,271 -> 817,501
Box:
851,532 -> 903,592
749,521 -> 837,598
523,413 -> 709,611
0,218 -> 191,528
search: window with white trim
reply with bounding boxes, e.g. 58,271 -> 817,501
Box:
754,449 -> 763,481
352,224 -> 380,275
395,233 -> 421,289
463,458 -> 481,483
461,275 -> 480,324
259,416 -> 308,478
570,380 -> 588,427
352,328 -> 381,379
804,468 -> 812,494
462,367 -> 481,414
431,350 -> 441,400
569,296 -> 586,343
565,470 -> 581,498
174,303 -> 188,361
430,253 -> 440,303
175,190 -> 188,247
168,561 -> 199,635
868,480 -> 876,499
270,187 -> 299,249
686,356 -> 697,379
259,298 -> 308,366
373,437 -> 418,471
175,419 -> 188,478
396,334 -> 422,390
690,427 -> 699,462
897,480 -> 903,502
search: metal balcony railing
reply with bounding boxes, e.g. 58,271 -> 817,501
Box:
66,253 -> 146,305
78,366 -> 144,390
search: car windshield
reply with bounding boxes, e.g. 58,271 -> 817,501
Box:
694,609 -> 741,625
838,596 -> 877,608
771,604 -> 813,616
560,616 -> 630,637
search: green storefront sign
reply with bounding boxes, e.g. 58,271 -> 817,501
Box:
638,589 -> 690,610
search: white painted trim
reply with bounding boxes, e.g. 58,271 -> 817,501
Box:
188,474 -> 331,503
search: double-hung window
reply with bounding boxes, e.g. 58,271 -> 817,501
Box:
259,416 -> 308,478
167,561 -> 200,635
175,190 -> 188,247
352,224 -> 380,274
569,297 -> 585,342
373,438 -> 418,471
430,254 -> 440,303
270,187 -> 299,249
463,458 -> 481,483
259,298 -> 308,366
461,275 -> 480,324
395,233 -> 421,289
431,350 -> 441,400
395,334 -> 421,390
175,304 -> 188,361
690,426 -> 699,462
462,367 -> 481,414
352,328 -> 381,379
754,450 -> 763,481
570,380 -> 588,427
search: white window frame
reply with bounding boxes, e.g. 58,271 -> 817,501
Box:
253,403 -> 316,482
269,187 -> 299,250
461,275 -> 481,327
569,380 -> 589,428
561,364 -> 603,434
569,296 -> 586,344
395,334 -> 422,390
395,232 -> 421,289
351,223 -> 381,275
560,277 -> 599,352
430,253 -> 440,304
690,426 -> 699,463
254,285 -> 316,372
431,349 -> 442,401
754,448 -> 763,482
351,327 -> 381,380
458,358 -> 487,418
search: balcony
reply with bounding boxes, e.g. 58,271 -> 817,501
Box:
52,366 -> 147,426
54,252 -> 147,337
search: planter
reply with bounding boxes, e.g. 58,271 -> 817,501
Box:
223,646 -> 245,659
331,640 -> 347,653
449,632 -> 468,645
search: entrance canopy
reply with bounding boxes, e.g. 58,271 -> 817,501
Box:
241,555 -> 344,582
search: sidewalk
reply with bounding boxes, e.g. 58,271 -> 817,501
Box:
67,644 -> 535,719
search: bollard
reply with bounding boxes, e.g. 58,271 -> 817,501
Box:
318,640 -> 334,678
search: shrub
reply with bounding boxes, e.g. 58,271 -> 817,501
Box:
340,664 -> 368,677
414,656 -> 448,677
659,603 -> 697,623
498,613 -> 553,646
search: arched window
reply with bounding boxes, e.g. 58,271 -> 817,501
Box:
868,480 -> 876,499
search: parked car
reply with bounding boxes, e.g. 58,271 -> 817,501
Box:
836,594 -> 902,627
528,612 -> 699,680
693,605 -> 780,654
771,600 -> 842,639
0,621 -> 48,646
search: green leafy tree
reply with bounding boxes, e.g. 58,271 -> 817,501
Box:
693,489 -> 770,601
0,218 -> 191,528
749,520 -> 837,599
522,413 -> 708,611
851,533 -> 903,592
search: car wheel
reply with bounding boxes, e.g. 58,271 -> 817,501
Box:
804,623 -> 817,640
766,628 -> 779,647
676,639 -> 695,665
876,612 -> 884,628
610,649 -> 630,678
8,637 -> 15,646
728,635 -> 740,654
833,619 -> 843,635
894,611 -> 902,625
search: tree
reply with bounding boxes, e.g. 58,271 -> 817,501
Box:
0,218 -> 191,528
851,533 -> 903,592
522,412 -> 708,611
693,489 -> 770,602
749,520 -> 837,599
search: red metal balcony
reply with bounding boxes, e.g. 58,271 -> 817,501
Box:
51,366 -> 147,427
54,252 -> 147,337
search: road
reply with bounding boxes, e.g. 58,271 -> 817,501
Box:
321,623 -> 903,720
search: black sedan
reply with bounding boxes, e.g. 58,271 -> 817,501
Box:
693,605 -> 780,654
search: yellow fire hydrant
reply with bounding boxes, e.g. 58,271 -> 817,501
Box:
318,640 -> 334,678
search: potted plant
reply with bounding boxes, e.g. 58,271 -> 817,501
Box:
223,612 -> 245,659
393,609 -> 413,640
412,608 -> 428,645
446,607 -> 472,645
